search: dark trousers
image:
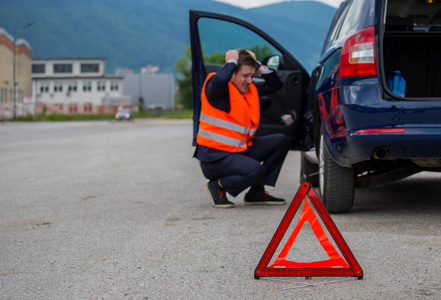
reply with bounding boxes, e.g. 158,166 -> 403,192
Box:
200,134 -> 289,197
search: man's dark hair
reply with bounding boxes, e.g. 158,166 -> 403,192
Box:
235,49 -> 259,73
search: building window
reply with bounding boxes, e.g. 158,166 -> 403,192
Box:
69,104 -> 78,114
84,103 -> 93,113
40,82 -> 49,93
110,81 -> 119,91
81,63 -> 99,73
68,81 -> 77,92
32,64 -> 46,74
53,64 -> 73,73
83,81 -> 92,92
55,103 -> 64,113
54,82 -> 63,92
97,81 -> 106,91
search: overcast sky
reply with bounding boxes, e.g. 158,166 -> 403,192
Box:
215,0 -> 345,9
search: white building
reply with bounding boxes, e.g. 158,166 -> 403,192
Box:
32,58 -> 132,115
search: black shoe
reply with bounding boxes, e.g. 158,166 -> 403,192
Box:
206,180 -> 234,208
244,187 -> 286,206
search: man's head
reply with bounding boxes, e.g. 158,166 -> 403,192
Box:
230,49 -> 259,95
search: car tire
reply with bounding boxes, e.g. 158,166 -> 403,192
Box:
300,151 -> 319,187
318,130 -> 355,213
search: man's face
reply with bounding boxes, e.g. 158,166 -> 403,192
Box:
230,65 -> 255,95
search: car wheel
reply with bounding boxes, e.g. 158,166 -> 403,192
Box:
300,151 -> 319,186
318,130 -> 355,213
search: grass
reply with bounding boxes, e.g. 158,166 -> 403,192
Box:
14,109 -> 193,122
135,109 -> 193,119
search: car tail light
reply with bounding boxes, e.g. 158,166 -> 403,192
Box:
339,26 -> 377,78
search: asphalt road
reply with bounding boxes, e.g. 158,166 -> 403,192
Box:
1,120 -> 440,299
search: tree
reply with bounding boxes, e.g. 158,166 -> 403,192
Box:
175,46 -> 224,109
175,46 -> 193,109
249,45 -> 273,62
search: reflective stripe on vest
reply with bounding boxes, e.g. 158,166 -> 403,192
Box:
198,128 -> 247,148
200,113 -> 250,135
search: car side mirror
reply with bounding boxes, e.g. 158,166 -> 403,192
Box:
262,55 -> 284,70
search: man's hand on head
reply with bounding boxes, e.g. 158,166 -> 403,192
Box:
257,64 -> 272,74
225,50 -> 239,62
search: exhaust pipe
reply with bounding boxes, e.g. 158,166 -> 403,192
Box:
372,147 -> 390,159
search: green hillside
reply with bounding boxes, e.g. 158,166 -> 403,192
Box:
0,0 -> 336,74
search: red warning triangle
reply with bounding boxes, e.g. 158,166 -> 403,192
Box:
254,182 -> 363,279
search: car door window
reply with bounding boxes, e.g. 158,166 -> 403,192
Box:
198,18 -> 282,68
323,1 -> 351,52
337,0 -> 364,39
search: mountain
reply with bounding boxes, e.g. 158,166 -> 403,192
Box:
0,0 -> 336,75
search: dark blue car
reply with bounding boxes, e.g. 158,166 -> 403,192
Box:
190,0 -> 441,213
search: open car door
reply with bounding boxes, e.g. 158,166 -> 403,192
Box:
190,10 -> 310,150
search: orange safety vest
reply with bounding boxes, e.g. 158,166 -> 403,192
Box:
197,72 -> 260,152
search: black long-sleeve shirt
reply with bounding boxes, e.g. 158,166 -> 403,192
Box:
195,62 -> 283,162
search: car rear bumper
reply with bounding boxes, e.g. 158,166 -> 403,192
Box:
321,79 -> 441,166
330,127 -> 441,166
